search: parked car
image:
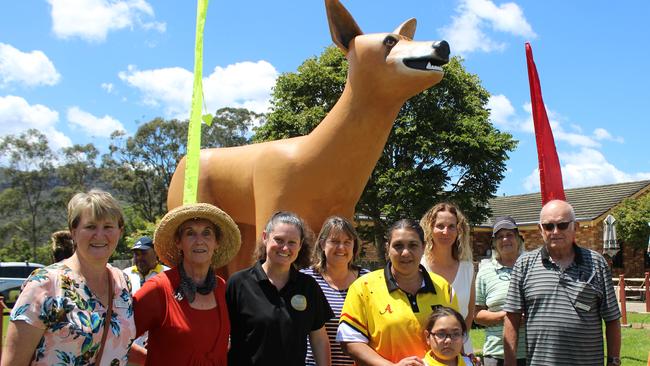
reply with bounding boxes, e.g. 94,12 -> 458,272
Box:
0,262 -> 45,308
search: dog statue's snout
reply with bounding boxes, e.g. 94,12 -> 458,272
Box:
432,40 -> 450,62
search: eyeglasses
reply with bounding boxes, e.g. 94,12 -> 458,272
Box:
430,331 -> 465,342
540,221 -> 572,231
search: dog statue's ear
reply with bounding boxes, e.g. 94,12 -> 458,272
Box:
325,0 -> 363,54
393,18 -> 417,40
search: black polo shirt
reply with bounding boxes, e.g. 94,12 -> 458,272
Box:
226,260 -> 334,366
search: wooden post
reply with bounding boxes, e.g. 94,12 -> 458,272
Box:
0,295 -> 5,362
643,272 -> 650,313
619,274 -> 627,325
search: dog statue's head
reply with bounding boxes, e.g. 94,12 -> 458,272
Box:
325,0 -> 450,101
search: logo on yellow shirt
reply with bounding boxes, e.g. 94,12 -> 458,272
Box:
379,303 -> 393,315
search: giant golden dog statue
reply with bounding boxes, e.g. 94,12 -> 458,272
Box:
167,0 -> 450,276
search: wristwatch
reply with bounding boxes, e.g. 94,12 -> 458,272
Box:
607,356 -> 621,366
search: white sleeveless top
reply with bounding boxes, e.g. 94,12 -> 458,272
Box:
422,258 -> 475,354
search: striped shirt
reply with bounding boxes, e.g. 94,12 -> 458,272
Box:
475,257 -> 526,359
301,267 -> 370,366
503,245 -> 620,366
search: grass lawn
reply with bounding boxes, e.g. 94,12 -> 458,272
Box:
626,312 -> 650,324
469,313 -> 650,365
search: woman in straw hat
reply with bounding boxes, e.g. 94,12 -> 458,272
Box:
3,189 -> 136,366
226,211 -> 333,366
130,203 -> 241,366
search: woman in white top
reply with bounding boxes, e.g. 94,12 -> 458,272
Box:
420,202 -> 475,354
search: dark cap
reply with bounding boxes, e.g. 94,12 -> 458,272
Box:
131,237 -> 154,251
492,216 -> 518,237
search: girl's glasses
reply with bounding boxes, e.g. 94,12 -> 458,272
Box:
430,331 -> 466,342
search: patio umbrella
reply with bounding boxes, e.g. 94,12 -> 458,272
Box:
603,214 -> 619,257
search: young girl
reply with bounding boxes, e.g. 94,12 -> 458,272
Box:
423,306 -> 474,366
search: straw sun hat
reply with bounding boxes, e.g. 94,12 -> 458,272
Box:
154,203 -> 241,269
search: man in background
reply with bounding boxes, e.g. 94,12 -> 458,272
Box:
123,236 -> 169,349
124,236 -> 168,293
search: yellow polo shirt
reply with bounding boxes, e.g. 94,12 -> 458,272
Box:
423,352 -> 470,366
338,264 -> 458,362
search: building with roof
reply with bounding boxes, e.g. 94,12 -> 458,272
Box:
472,180 -> 650,277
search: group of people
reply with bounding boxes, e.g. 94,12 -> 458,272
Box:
1,189 -> 621,366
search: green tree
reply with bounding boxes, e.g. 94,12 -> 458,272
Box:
0,129 -> 57,258
611,193 -> 650,251
102,118 -> 188,221
49,144 -> 101,221
58,144 -> 99,190
254,46 -> 517,259
203,107 -> 263,148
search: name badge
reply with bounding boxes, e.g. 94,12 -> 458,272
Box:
574,301 -> 591,312
291,295 -> 307,311
113,298 -> 130,309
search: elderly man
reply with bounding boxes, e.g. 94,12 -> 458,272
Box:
123,237 -> 168,293
502,200 -> 621,366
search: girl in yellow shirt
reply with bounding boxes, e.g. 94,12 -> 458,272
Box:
423,307 -> 474,366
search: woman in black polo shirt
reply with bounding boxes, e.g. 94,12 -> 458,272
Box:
226,211 -> 334,366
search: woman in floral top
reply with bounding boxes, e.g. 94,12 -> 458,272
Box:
2,189 -> 136,366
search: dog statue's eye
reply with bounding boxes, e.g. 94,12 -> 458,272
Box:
383,35 -> 398,48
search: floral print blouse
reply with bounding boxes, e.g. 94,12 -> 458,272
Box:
10,263 -> 137,366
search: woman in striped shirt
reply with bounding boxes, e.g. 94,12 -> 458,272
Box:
302,216 -> 370,365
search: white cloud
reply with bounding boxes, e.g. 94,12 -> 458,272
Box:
440,0 -> 535,55
523,147 -> 650,191
67,106 -> 125,137
47,0 -> 165,42
466,0 -> 536,36
0,43 -> 61,88
554,130 -> 599,148
0,95 -> 71,150
119,60 -> 278,119
593,127 -> 624,143
101,82 -> 114,93
487,94 -> 516,129
519,102 -> 600,147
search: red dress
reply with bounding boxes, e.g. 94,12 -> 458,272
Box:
133,268 -> 229,366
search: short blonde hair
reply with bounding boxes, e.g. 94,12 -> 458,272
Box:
420,202 -> 472,262
67,189 -> 124,230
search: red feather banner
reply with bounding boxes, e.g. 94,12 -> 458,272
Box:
526,42 -> 566,205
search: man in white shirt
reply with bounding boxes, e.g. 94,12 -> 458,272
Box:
123,236 -> 169,348
123,237 -> 168,293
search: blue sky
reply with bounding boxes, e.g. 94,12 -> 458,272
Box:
1,0 -> 649,196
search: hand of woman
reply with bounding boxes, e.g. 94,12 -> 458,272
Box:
394,356 -> 425,366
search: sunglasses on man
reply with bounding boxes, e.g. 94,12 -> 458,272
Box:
540,221 -> 572,231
